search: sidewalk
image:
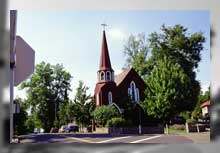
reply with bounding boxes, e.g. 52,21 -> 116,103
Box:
180,131 -> 210,143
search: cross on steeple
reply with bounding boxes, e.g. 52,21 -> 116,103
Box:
101,23 -> 107,31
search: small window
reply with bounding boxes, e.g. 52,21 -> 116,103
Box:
106,71 -> 111,80
112,72 -> 114,81
100,71 -> 105,80
136,88 -> 140,103
108,92 -> 113,104
130,81 -> 136,101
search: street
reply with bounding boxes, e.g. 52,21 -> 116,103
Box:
18,132 -> 210,144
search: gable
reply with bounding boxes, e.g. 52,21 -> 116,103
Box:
115,68 -> 146,88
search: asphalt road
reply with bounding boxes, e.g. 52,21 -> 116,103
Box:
19,133 -> 199,144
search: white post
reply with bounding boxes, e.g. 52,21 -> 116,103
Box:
196,123 -> 200,133
10,10 -> 17,143
138,106 -> 142,135
166,124 -> 169,134
139,124 -> 142,135
186,122 -> 189,133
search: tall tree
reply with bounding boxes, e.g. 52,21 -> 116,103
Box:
123,33 -> 149,78
20,62 -> 72,132
147,24 -> 205,112
72,81 -> 95,129
141,56 -> 192,122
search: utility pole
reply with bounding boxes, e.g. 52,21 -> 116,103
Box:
10,10 -> 17,143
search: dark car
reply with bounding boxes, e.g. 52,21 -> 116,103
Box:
65,125 -> 79,133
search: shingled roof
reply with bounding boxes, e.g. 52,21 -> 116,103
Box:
115,68 -> 132,86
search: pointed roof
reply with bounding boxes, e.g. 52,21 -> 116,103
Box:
115,68 -> 147,87
99,30 -> 113,71
115,68 -> 131,86
201,100 -> 210,107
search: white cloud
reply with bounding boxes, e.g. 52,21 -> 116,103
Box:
108,28 -> 126,40
115,69 -> 123,75
201,82 -> 210,92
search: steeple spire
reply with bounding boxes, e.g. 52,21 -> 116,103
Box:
99,24 -> 113,71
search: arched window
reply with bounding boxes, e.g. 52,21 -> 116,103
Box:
106,71 -> 111,80
136,88 -> 140,103
108,92 -> 113,104
111,72 -> 114,81
130,81 -> 136,101
100,71 -> 105,80
128,81 -> 139,103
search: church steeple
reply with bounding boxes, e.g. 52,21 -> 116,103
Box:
97,24 -> 114,82
99,30 -> 113,71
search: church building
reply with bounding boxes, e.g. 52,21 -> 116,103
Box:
94,28 -> 147,109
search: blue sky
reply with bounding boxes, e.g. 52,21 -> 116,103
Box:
15,10 -> 210,99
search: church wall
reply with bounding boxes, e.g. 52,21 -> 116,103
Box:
94,82 -> 118,106
117,70 -> 146,103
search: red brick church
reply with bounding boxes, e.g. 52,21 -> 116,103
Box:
94,29 -> 147,109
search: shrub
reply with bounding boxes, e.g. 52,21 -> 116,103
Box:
170,124 -> 185,130
179,111 -> 191,121
186,118 -> 197,125
106,117 -> 131,128
92,105 -> 120,127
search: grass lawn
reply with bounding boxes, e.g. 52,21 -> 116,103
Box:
165,128 -> 187,135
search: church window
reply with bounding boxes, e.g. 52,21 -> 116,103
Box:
136,88 -> 140,103
106,71 -> 111,80
100,71 -> 105,80
112,72 -> 114,81
128,81 -> 140,103
108,92 -> 113,104
130,81 -> 136,101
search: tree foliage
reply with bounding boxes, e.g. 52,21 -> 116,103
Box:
124,24 -> 205,122
92,105 -> 120,127
141,56 -> 191,121
20,62 -> 72,132
71,81 -> 95,129
199,86 -> 210,103
13,97 -> 28,135
123,33 -> 149,78
147,24 -> 204,112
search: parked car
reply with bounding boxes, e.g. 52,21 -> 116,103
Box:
59,124 -> 79,133
50,127 -> 59,133
65,124 -> 79,133
59,125 -> 68,133
33,128 -> 44,134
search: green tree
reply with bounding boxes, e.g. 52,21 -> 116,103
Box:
147,24 -> 205,111
199,86 -> 210,103
72,81 -> 95,130
13,97 -> 28,135
56,100 -> 72,127
20,62 -> 72,132
141,56 -> 192,122
92,105 -> 120,127
191,86 -> 210,119
123,33 -> 149,78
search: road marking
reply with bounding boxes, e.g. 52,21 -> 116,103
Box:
96,136 -> 132,143
130,135 -> 162,143
62,135 -> 94,143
